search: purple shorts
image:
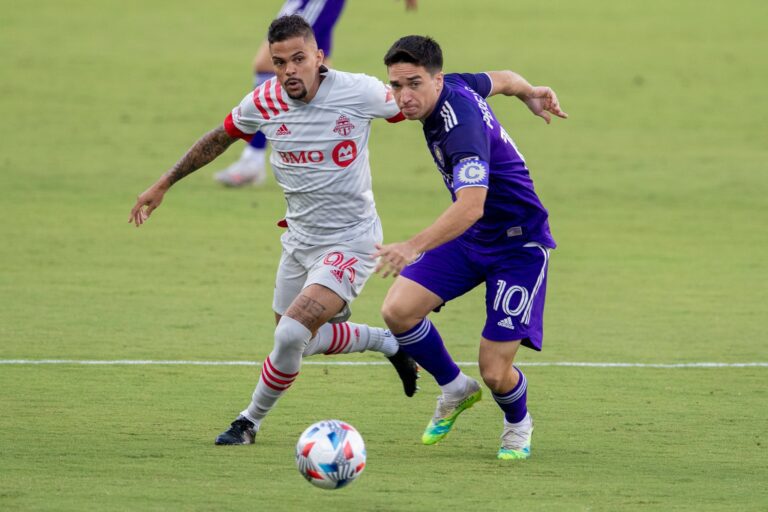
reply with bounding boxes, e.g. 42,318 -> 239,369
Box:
400,239 -> 551,350
279,0 -> 346,57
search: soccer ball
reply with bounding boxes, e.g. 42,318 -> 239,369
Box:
295,419 -> 366,490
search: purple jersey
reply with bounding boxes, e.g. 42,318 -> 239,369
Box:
423,73 -> 556,249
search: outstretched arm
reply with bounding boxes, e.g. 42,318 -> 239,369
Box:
374,186 -> 487,278
128,125 -> 237,227
486,70 -> 568,124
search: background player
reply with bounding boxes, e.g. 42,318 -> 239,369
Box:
129,16 -> 417,445
214,0 -> 418,187
376,35 -> 567,459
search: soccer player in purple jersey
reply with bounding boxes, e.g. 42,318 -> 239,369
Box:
376,35 -> 567,459
215,0 -> 418,187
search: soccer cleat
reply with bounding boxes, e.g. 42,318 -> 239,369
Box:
422,378 -> 482,445
214,416 -> 257,445
386,348 -> 419,397
497,413 -> 533,460
213,159 -> 267,187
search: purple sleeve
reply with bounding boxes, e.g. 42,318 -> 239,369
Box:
449,72 -> 493,98
443,105 -> 491,164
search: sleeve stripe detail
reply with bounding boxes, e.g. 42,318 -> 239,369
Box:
386,112 -> 405,123
263,79 -> 281,116
252,87 -> 271,120
223,113 -> 254,142
274,82 -> 289,111
482,72 -> 493,98
454,183 -> 489,191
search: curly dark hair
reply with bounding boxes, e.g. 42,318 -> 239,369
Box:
268,14 -> 317,45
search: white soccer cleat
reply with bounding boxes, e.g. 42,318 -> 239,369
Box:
214,159 -> 267,188
497,412 -> 533,459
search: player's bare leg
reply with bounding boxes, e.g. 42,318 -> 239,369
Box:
215,284 -> 345,445
382,277 -> 481,444
479,338 -> 533,459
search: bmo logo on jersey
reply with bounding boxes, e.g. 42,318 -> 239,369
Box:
277,150 -> 324,164
332,140 -> 357,168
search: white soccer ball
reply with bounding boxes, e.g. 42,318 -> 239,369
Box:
295,419 -> 366,490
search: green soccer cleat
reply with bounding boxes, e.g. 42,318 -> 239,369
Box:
496,413 -> 533,460
422,378 -> 482,445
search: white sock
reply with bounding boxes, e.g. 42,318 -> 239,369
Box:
303,323 -> 398,357
242,317 -> 310,423
440,372 -> 470,398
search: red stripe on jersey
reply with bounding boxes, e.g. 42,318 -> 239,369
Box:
223,113 -> 254,142
274,82 -> 289,111
252,88 -> 270,120
263,80 -> 281,116
387,112 -> 406,123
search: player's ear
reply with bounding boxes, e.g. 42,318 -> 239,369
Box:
316,49 -> 325,66
434,71 -> 444,90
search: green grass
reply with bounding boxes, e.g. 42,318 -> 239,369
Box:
1,0 -> 767,510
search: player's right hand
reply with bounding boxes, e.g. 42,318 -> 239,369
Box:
128,182 -> 168,227
523,86 -> 568,124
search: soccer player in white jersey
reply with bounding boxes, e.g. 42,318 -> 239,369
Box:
129,15 -> 416,445
214,0 -> 418,187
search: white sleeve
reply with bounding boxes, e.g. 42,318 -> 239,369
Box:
224,91 -> 263,139
357,75 -> 403,121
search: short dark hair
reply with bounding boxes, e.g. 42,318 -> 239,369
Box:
383,35 -> 443,74
268,14 -> 316,45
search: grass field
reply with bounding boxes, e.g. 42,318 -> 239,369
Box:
1,0 -> 767,510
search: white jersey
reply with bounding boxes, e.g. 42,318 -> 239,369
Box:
224,69 -> 402,245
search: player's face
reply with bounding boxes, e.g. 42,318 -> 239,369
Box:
270,36 -> 324,101
387,63 -> 444,120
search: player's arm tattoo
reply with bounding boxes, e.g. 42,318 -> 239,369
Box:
163,126 -> 236,185
286,294 -> 327,330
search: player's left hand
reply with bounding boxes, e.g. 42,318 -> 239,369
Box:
522,86 -> 568,124
374,242 -> 420,278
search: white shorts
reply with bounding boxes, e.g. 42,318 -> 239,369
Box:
272,219 -> 383,317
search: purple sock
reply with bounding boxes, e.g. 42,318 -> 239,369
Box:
492,367 -> 528,423
393,318 -> 460,385
248,131 -> 267,150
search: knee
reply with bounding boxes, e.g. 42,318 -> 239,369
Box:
274,317 -> 311,355
380,299 -> 415,333
480,365 -> 515,394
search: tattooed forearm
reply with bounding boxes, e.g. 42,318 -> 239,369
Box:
163,125 -> 236,185
286,294 -> 327,330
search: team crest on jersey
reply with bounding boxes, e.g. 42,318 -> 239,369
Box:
457,157 -> 488,185
333,115 -> 355,136
432,144 -> 445,168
